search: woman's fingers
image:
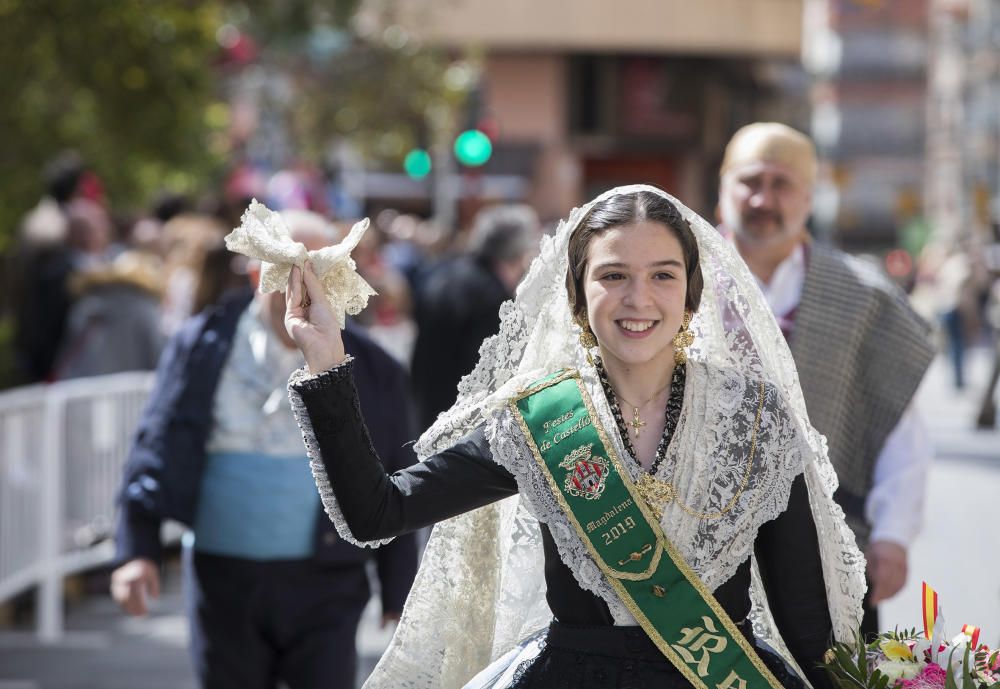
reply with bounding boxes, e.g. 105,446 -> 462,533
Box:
287,265 -> 303,314
300,261 -> 338,328
283,261 -> 348,372
301,261 -> 325,304
286,261 -> 338,337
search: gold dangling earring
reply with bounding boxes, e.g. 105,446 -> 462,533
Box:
672,311 -> 694,365
576,316 -> 598,364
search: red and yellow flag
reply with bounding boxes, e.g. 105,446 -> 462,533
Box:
922,582 -> 939,640
961,624 -> 981,649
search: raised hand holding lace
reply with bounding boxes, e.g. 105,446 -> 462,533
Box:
224,199 -> 377,329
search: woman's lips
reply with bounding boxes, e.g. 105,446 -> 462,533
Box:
616,319 -> 658,338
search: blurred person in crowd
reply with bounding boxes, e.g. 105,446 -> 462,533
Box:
976,220 -> 1000,429
14,175 -> 114,382
52,251 -> 165,380
379,212 -> 424,287
190,242 -> 249,316
18,151 -> 106,246
13,235 -> 75,382
347,217 -> 419,367
110,210 -> 418,689
411,204 -> 540,430
910,241 -> 975,389
128,191 -> 192,256
64,197 -> 116,266
373,211 -> 449,297
158,213 -> 229,335
152,191 -> 191,223
361,267 -> 417,367
717,122 -> 935,635
321,155 -> 364,220
406,217 -> 452,291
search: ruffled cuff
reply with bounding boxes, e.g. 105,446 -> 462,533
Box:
288,358 -> 394,548
288,356 -> 355,389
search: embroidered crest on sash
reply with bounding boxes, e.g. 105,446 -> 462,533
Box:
559,443 -> 608,499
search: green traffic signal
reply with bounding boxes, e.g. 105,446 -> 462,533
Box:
454,129 -> 492,166
404,148 -> 432,179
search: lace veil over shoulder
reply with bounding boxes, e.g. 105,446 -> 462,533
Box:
358,185 -> 865,689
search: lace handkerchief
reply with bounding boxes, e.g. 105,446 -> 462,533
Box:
224,199 -> 377,329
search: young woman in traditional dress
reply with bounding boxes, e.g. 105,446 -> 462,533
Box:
284,186 -> 865,689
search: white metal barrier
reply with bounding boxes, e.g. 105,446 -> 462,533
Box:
0,371 -> 155,641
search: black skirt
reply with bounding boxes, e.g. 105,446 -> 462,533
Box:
504,620 -> 809,689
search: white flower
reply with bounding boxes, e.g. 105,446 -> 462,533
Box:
876,660 -> 921,683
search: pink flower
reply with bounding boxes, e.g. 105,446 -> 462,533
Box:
920,664 -> 947,683
898,663 -> 947,689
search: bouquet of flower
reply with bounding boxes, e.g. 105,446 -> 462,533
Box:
824,583 -> 1000,689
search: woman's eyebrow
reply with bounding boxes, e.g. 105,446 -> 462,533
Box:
591,259 -> 684,271
649,259 -> 684,269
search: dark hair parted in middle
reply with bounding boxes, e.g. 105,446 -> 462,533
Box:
565,190 -> 703,322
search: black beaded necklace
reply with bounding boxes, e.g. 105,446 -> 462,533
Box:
595,358 -> 686,475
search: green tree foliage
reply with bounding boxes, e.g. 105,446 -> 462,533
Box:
240,0 -> 467,167
0,0 -> 227,251
0,0 -> 226,388
0,0 -> 463,248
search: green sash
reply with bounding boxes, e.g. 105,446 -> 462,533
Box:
509,369 -> 784,689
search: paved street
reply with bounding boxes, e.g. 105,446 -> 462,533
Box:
879,346 -> 1000,640
0,567 -> 392,689
0,350 -> 997,688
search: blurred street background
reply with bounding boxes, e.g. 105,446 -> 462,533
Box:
1,0 -> 999,687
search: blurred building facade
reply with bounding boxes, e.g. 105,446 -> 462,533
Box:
805,0 -> 1000,255
380,0 -> 999,253
803,0 -> 931,251
925,0 -> 1000,246
376,0 -> 811,222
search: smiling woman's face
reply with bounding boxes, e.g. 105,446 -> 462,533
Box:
582,220 -> 688,374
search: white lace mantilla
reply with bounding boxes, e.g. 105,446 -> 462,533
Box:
486,360 -> 811,626
296,185 -> 865,689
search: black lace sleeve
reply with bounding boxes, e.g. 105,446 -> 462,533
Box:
289,360 -> 518,541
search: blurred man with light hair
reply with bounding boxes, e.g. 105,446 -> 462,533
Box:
112,210 -> 417,689
717,122 -> 935,635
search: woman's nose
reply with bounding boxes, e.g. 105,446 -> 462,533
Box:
623,279 -> 652,307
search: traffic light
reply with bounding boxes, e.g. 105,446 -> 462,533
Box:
404,148 -> 432,179
454,83 -> 494,167
453,129 -> 492,167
